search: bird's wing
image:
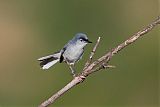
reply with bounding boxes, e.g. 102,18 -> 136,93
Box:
59,39 -> 73,63
59,46 -> 66,63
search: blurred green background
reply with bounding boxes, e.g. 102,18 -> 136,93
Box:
0,0 -> 159,107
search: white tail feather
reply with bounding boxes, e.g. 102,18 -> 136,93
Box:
42,59 -> 59,69
38,55 -> 54,61
38,52 -> 61,61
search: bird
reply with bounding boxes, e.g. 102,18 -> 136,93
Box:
37,33 -> 92,76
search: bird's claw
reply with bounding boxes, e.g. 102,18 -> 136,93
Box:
79,75 -> 86,79
72,73 -> 76,77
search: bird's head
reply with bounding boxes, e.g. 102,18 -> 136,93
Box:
74,33 -> 92,47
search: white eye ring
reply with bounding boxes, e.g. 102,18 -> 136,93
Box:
80,39 -> 83,42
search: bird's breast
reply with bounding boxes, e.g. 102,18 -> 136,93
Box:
63,45 -> 84,63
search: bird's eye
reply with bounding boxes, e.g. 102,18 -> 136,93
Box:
80,39 -> 83,42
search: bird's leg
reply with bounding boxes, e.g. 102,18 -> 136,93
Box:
69,64 -> 76,77
65,61 -> 76,77
67,62 -> 76,77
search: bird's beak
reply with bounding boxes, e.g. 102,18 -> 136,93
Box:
87,39 -> 92,43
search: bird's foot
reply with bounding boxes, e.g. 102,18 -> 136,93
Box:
71,73 -> 76,77
79,75 -> 86,79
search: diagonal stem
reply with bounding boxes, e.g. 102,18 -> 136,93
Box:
39,16 -> 160,107
83,37 -> 101,70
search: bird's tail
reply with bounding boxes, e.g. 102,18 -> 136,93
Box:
37,52 -> 61,69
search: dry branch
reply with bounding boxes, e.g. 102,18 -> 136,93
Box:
83,36 -> 101,70
39,16 -> 160,107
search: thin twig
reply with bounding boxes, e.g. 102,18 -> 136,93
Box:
39,16 -> 160,107
84,37 -> 101,70
82,16 -> 160,75
91,64 -> 116,73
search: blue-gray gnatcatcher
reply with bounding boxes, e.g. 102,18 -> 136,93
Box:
38,33 -> 92,76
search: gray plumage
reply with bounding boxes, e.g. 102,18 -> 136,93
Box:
38,33 -> 92,73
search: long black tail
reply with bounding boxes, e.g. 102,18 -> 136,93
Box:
38,52 -> 61,69
39,57 -> 58,67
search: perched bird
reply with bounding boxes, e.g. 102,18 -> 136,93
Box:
37,33 -> 92,76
